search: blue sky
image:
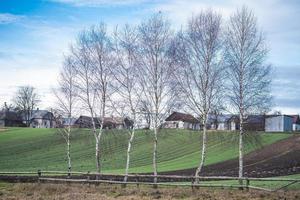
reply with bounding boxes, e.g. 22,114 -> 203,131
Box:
0,0 -> 299,113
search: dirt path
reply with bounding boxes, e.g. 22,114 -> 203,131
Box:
163,134 -> 300,177
1,182 -> 300,200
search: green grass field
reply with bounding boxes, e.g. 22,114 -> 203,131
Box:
0,128 -> 291,173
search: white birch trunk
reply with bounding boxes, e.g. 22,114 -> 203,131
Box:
153,126 -> 158,184
195,115 -> 207,183
96,129 -> 103,174
67,128 -> 71,175
88,105 -> 103,175
239,114 -> 244,186
124,127 -> 135,183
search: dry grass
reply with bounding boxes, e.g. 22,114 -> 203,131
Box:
0,182 -> 300,200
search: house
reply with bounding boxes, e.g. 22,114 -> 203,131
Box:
0,110 -> 24,127
208,114 -> 232,130
227,115 -> 240,131
227,115 -> 265,131
74,116 -> 101,128
163,112 -> 200,130
291,115 -> 300,131
103,117 -> 133,129
26,110 -> 56,128
265,115 -> 293,132
74,115 -> 133,129
61,117 -> 78,128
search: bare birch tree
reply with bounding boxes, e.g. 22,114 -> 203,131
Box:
112,24 -> 143,183
53,56 -> 77,174
137,13 -> 176,183
170,10 -> 224,183
225,7 -> 272,183
71,23 -> 114,174
13,86 -> 40,127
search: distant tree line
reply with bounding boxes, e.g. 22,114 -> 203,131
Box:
54,6 -> 272,185
1,86 -> 40,127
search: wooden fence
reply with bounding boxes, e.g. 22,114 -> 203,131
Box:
0,170 -> 299,192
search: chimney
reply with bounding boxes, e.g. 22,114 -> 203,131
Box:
4,102 -> 7,111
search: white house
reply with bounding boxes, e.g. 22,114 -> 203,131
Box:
22,109 -> 56,128
163,112 -> 200,130
265,115 -> 293,132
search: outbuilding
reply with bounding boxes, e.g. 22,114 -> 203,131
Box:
265,115 -> 293,132
291,115 -> 300,131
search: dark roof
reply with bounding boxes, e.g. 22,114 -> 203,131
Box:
165,112 -> 198,123
75,116 -> 132,126
207,114 -> 233,123
265,115 -> 294,119
0,111 -> 22,121
245,115 -> 265,124
31,110 -> 53,119
228,115 -> 265,124
75,115 -> 100,123
20,110 -> 54,121
291,115 -> 300,124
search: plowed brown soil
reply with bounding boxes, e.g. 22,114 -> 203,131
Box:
163,134 -> 300,177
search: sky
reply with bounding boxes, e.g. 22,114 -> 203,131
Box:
0,0 -> 299,114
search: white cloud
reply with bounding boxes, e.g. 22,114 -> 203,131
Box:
49,0 -> 147,7
0,13 -> 24,24
0,67 -> 59,109
0,19 -> 77,109
153,0 -> 233,26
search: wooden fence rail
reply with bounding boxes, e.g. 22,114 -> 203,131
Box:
0,170 -> 299,192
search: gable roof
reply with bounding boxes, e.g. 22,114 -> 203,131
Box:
31,110 -> 53,119
74,115 -> 132,126
165,112 -> 198,123
291,115 -> 300,124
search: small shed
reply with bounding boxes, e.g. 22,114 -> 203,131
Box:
265,115 -> 293,132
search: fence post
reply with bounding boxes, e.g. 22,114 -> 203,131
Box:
136,176 -> 140,188
191,177 -> 194,191
37,169 -> 41,183
246,178 -> 250,191
86,171 -> 90,186
67,167 -> 71,178
122,175 -> 127,188
153,176 -> 158,189
239,178 -> 244,190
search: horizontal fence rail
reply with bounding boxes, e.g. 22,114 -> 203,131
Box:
0,170 -> 299,192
